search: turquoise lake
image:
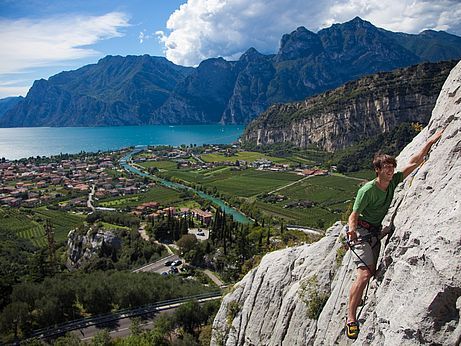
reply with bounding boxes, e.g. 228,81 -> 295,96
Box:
0,125 -> 244,160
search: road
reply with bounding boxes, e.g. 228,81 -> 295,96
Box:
137,223 -> 150,241
87,184 -> 95,212
73,295 -> 221,341
132,254 -> 178,273
204,269 -> 225,287
25,293 -> 222,343
267,175 -> 312,194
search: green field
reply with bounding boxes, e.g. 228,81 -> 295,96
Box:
101,222 -> 131,230
200,151 -> 289,164
202,169 -> 301,197
343,169 -> 375,181
280,175 -> 360,202
137,159 -> 364,228
0,208 -> 84,246
251,174 -> 364,228
0,209 -> 45,247
139,160 -> 179,170
98,185 -> 183,208
33,208 -> 85,242
157,166 -> 301,198
253,200 -> 339,228
130,152 -> 369,229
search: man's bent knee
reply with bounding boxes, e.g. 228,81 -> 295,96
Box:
356,267 -> 373,281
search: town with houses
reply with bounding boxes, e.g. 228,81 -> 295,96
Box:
0,145 -> 329,220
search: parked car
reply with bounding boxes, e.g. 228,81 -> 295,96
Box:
169,267 -> 179,274
171,260 -> 182,267
164,260 -> 173,266
161,271 -> 168,276
197,231 -> 205,236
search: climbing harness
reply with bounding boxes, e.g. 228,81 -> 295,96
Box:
345,226 -> 382,321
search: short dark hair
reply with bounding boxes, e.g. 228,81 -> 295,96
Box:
372,153 -> 397,171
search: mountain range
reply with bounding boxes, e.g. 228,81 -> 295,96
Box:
1,17 -> 461,127
241,60 -> 457,152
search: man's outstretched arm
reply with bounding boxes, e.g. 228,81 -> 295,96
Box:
402,130 -> 444,179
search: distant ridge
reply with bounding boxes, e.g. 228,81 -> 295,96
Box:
0,96 -> 23,119
2,17 -> 461,127
241,60 -> 457,152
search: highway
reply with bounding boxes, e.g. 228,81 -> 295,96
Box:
24,292 -> 222,343
74,294 -> 221,341
132,253 -> 178,273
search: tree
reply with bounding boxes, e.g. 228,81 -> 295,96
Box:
45,219 -> 56,268
152,314 -> 175,343
53,333 -> 83,346
91,329 -> 113,346
177,234 -> 198,256
198,325 -> 212,346
174,332 -> 199,345
0,301 -> 29,340
174,300 -> 204,335
79,280 -> 112,314
130,317 -> 142,336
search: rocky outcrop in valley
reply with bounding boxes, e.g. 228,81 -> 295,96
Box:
67,228 -> 121,269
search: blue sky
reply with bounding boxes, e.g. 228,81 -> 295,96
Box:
1,0 -> 460,99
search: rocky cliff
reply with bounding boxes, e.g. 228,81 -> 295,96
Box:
2,17 -> 461,127
212,60 -> 461,345
67,228 -> 121,269
241,60 -> 457,152
0,96 -> 22,119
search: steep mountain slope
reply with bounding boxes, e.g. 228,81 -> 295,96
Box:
0,56 -> 192,127
241,60 -> 457,152
0,97 -> 23,119
2,17 -> 461,127
212,60 -> 461,345
150,57 -> 240,124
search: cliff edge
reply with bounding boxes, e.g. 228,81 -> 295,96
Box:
211,60 -> 461,345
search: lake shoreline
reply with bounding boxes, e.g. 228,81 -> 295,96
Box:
0,124 -> 244,160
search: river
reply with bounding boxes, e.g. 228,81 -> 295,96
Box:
120,147 -> 252,224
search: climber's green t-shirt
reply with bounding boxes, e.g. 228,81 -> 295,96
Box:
352,172 -> 404,226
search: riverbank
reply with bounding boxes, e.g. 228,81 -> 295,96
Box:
120,148 -> 252,224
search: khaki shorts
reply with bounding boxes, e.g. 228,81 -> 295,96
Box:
346,225 -> 381,270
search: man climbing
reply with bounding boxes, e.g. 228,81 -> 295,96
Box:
345,129 -> 443,340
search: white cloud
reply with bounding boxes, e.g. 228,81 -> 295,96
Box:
158,0 -> 461,66
139,30 -> 155,44
0,80 -> 30,98
0,86 -> 30,97
0,12 -> 130,75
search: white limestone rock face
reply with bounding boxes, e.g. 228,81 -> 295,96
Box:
212,60 -> 461,345
353,59 -> 461,346
212,223 -> 343,346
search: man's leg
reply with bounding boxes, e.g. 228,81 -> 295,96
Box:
347,267 -> 373,323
